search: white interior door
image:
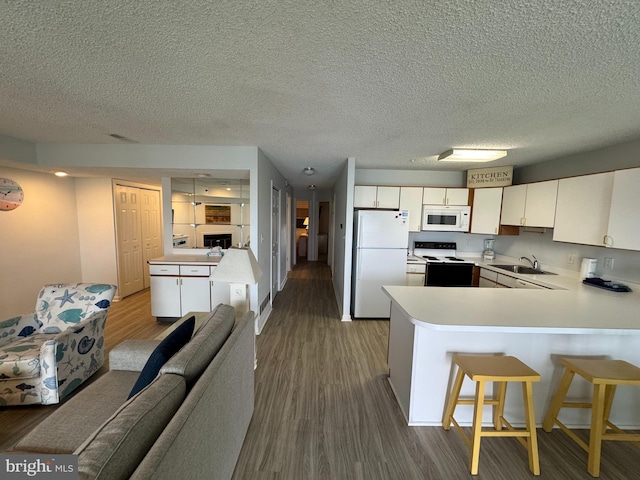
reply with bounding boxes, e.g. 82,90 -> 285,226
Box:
141,189 -> 163,288
115,185 -> 144,297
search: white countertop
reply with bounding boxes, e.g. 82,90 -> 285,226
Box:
148,254 -> 222,266
384,255 -> 640,334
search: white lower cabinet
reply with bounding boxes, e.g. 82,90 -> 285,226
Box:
150,263 -> 220,318
478,268 -> 550,289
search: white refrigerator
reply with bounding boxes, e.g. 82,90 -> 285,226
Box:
352,210 -> 409,318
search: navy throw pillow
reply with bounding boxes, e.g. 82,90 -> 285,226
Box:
127,316 -> 195,399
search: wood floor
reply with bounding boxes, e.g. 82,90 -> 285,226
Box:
2,264 -> 639,479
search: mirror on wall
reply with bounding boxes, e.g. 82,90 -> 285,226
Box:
171,176 -> 250,249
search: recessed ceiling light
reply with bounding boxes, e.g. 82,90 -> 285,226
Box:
308,184 -> 316,190
197,173 -> 211,178
438,149 -> 508,162
54,171 -> 68,177
303,167 -> 315,176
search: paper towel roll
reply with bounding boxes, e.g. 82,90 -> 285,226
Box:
580,258 -> 597,279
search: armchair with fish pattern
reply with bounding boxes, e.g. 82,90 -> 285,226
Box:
0,283 -> 116,406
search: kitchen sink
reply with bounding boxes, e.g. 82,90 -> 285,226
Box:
492,264 -> 557,275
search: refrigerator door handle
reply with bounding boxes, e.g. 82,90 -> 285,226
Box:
357,252 -> 362,279
357,216 -> 364,248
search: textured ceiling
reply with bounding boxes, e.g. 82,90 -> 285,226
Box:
1,0 -> 639,189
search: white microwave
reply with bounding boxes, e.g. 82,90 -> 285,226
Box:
421,205 -> 471,232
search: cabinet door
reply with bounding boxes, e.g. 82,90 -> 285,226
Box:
500,185 -> 527,225
210,280 -> 231,308
150,276 -> 182,317
471,188 -> 503,234
376,186 -> 400,209
354,186 -> 377,208
422,187 -> 446,205
445,188 -> 469,205
478,277 -> 496,288
180,277 -> 212,315
524,180 -> 558,227
553,172 -> 614,246
606,168 -> 640,250
399,187 -> 424,231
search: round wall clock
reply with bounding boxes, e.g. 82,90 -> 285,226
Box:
0,178 -> 24,211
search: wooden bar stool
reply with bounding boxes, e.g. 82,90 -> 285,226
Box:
442,354 -> 541,475
542,358 -> 640,477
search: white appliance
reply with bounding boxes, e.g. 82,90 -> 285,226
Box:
413,241 -> 475,286
421,205 -> 471,232
352,210 -> 409,318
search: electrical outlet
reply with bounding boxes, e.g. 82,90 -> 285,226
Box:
567,254 -> 576,265
604,257 -> 614,270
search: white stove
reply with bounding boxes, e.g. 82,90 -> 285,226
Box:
413,241 -> 473,264
413,241 -> 475,287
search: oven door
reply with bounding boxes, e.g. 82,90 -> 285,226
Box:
425,263 -> 474,287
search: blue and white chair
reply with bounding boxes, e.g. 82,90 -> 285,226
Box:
0,283 -> 117,406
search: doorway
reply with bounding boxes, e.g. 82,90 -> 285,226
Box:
295,200 -> 309,263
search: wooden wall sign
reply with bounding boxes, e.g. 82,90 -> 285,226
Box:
467,166 -> 513,188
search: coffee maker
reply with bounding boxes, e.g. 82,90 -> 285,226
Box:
483,239 -> 495,261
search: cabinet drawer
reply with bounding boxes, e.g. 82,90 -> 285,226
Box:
149,264 -> 180,275
179,265 -> 211,276
480,268 -> 498,282
496,273 -> 517,288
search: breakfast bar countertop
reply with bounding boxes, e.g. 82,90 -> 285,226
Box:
148,254 -> 223,266
382,281 -> 640,335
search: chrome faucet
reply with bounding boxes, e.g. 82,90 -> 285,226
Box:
520,255 -> 539,270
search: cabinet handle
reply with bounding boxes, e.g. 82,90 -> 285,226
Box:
604,235 -> 613,247
495,227 -> 498,234
521,217 -> 526,226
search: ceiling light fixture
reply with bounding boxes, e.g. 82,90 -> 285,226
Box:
308,184 -> 316,190
54,171 -> 68,177
437,149 -> 508,162
303,167 -> 315,176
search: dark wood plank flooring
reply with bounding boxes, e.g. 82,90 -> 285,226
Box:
2,264 -> 639,479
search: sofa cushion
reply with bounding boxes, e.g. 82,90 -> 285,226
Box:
76,373 -> 186,480
160,305 -> 235,387
127,316 -> 195,399
12,371 -> 140,454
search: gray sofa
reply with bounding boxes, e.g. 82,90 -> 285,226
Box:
8,304 -> 255,480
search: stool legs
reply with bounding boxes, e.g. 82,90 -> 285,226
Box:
523,381 -> 541,475
443,367 -> 465,430
469,380 -> 486,474
542,368 -> 575,432
588,384 -> 607,476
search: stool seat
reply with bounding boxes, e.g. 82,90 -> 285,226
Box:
443,355 -> 541,476
542,358 -> 640,477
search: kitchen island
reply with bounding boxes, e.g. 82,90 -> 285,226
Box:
383,281 -> 640,428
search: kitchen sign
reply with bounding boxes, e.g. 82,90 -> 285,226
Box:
466,166 -> 513,188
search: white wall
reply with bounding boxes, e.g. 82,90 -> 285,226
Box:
75,178 -> 118,287
331,158 -> 355,321
355,169 -> 466,187
0,167 -> 82,318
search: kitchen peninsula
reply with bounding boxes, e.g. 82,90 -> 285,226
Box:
383,276 -> 640,429
148,254 -> 227,320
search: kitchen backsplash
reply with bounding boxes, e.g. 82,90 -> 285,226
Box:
409,230 -> 640,284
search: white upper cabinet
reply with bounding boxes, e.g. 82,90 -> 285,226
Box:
354,186 -> 400,209
422,187 -> 469,205
500,180 -> 558,227
605,168 -> 640,250
553,172 -> 614,246
471,188 -> 503,235
399,187 -> 424,232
